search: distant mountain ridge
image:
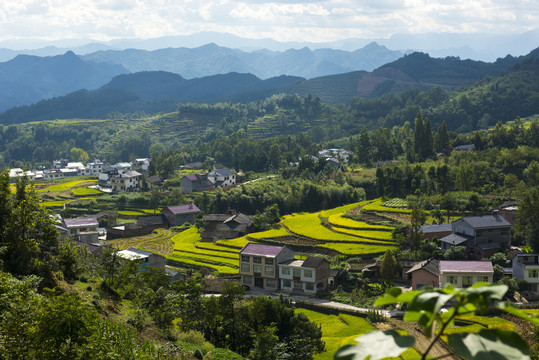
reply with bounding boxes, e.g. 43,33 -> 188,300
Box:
81,42 -> 403,79
0,51 -> 128,111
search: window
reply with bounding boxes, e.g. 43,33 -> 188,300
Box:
265,258 -> 274,265
241,255 -> 250,262
529,270 -> 539,278
483,276 -> 489,282
303,269 -> 313,278
305,282 -> 315,291
283,279 -> 292,288
266,279 -> 276,288
281,267 -> 290,275
253,265 -> 262,273
463,276 -> 473,286
240,263 -> 250,272
253,256 -> 262,264
265,266 -> 274,275
448,276 -> 457,285
243,276 -> 252,285
293,268 -> 301,277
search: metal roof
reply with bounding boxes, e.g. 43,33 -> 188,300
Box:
240,243 -> 284,257
163,204 -> 201,215
420,223 -> 452,233
440,233 -> 469,245
440,261 -> 493,273
461,215 -> 511,229
63,217 -> 98,228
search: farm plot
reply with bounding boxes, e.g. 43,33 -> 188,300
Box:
331,227 -> 394,241
71,187 -> 102,196
169,227 -> 238,275
295,309 -> 374,360
38,179 -> 97,192
319,200 -> 371,218
326,214 -> 393,231
381,198 -> 408,208
110,228 -> 175,255
362,198 -> 413,214
316,242 -> 398,256
282,213 -> 392,245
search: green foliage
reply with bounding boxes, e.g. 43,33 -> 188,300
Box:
336,284 -> 538,360
380,249 -> 397,283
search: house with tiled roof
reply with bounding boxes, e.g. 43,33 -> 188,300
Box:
161,202 -> 201,226
111,170 -> 142,192
420,223 -> 452,241
278,256 -> 330,294
406,258 -> 440,290
439,261 -> 493,288
63,217 -> 99,243
201,211 -> 254,242
208,168 -> 236,187
451,214 -> 511,259
239,243 -> 294,291
180,173 -> 213,193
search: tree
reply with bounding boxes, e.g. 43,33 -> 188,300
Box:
69,147 -> 89,163
444,245 -> 468,260
434,120 -> 450,152
380,249 -> 397,284
335,284 -> 536,360
516,186 -> 539,252
409,206 -> 426,251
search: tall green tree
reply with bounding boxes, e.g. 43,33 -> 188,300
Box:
380,249 -> 397,284
434,120 -> 450,152
516,186 -> 539,252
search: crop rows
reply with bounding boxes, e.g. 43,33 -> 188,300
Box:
327,214 -> 393,231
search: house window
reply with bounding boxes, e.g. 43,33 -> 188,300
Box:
463,276 -> 473,286
483,276 -> 489,282
253,265 -> 262,273
241,263 -> 250,272
265,266 -> 274,275
305,282 -> 315,291
281,267 -> 290,275
283,279 -> 292,288
253,256 -> 262,264
501,230 -> 508,235
529,270 -> 539,278
265,258 -> 274,265
241,255 -> 250,262
266,279 -> 276,288
293,268 -> 301,277
448,276 -> 457,285
243,276 -> 252,285
304,269 -> 313,278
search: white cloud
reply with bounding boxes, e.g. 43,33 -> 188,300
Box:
0,0 -> 536,43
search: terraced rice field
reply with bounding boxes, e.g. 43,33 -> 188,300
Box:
71,187 -> 102,196
361,198 -> 412,214
327,214 -> 392,231
295,309 -> 375,360
38,179 -> 97,192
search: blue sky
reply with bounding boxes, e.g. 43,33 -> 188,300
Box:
0,0 -> 536,43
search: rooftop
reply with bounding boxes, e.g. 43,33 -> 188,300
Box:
440,233 -> 469,245
63,217 -> 98,228
440,260 -> 493,273
209,168 -> 235,176
240,243 -> 284,257
460,215 -> 511,229
421,223 -> 452,233
163,204 -> 201,215
407,258 -> 440,276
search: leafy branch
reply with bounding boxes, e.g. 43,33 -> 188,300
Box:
335,283 -> 538,360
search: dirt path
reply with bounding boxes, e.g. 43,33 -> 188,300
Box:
383,319 -> 459,360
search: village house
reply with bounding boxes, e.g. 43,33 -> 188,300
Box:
200,211 -> 254,242
439,260 -> 494,288
87,159 -> 104,175
420,223 -> 452,241
112,162 -> 133,174
318,148 -> 354,163
111,170 -> 142,192
161,202 -> 201,226
512,254 -> 539,296
406,258 -> 440,290
278,257 -> 330,294
180,173 -> 213,193
497,201 -> 519,225
450,214 -> 512,259
117,247 -> 166,269
63,217 -> 99,243
239,243 -> 295,291
207,168 -> 236,187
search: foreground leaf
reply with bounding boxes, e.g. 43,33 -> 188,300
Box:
447,329 -> 530,360
334,330 -> 414,360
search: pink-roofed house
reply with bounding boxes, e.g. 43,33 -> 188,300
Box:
439,261 -> 493,288
161,202 -> 201,226
239,243 -> 295,291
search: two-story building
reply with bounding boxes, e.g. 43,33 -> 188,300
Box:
111,170 -> 142,192
87,159 -> 104,175
451,214 -> 512,259
439,261 -> 493,288
208,168 -> 236,187
63,217 -> 99,243
239,243 -> 295,291
278,257 -> 330,294
512,254 -> 539,295
180,173 -> 213,193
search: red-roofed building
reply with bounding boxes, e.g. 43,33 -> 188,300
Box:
239,243 -> 294,291
439,260 -> 493,288
161,202 -> 201,226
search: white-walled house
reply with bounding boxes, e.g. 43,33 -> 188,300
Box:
439,261 -> 493,288
111,170 -> 141,192
63,217 -> 99,243
278,257 -> 330,294
512,254 -> 539,294
208,168 -> 236,187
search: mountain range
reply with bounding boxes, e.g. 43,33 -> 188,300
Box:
1,47 -> 538,125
